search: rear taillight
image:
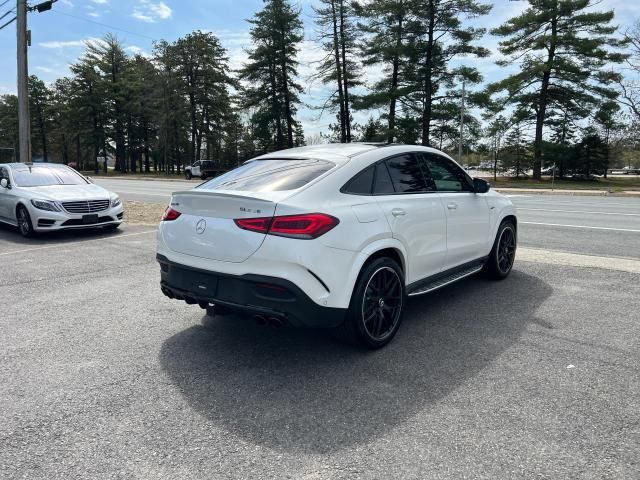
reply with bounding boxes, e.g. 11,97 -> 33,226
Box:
235,217 -> 272,233
234,213 -> 339,239
162,207 -> 182,221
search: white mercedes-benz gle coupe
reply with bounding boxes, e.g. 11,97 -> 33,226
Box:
0,163 -> 123,237
157,144 -> 517,348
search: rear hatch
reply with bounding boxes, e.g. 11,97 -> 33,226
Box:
161,158 -> 335,263
161,191 -> 287,263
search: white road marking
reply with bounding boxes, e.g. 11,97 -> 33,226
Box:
505,194 -> 531,198
519,208 -> 640,217
520,221 -> 640,233
517,247 -> 640,273
0,229 -> 157,256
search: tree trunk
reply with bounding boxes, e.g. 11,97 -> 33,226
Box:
333,0 -> 346,143
533,15 -> 557,180
279,26 -> 295,148
421,1 -> 435,146
388,3 -> 404,143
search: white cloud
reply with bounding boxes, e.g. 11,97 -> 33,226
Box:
131,1 -> 172,23
125,45 -> 151,57
90,0 -> 109,4
35,66 -> 56,74
59,0 -> 74,7
87,12 -> 100,18
38,37 -> 105,50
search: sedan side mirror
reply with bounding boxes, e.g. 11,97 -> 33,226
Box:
0,178 -> 8,189
473,177 -> 490,194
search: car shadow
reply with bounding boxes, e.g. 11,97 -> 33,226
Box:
0,221 -> 134,248
159,269 -> 552,454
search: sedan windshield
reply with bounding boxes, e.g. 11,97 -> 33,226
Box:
12,167 -> 88,187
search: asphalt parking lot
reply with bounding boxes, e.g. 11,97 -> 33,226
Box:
1,195 -> 639,479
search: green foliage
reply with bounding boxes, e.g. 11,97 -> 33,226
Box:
240,0 -> 304,152
489,0 -> 629,179
314,0 -> 361,142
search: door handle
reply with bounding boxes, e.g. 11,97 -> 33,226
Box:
447,203 -> 458,210
391,208 -> 406,217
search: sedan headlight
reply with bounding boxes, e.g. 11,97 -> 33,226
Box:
31,199 -> 61,212
111,195 -> 121,208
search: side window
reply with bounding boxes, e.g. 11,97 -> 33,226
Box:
385,155 -> 428,193
423,154 -> 472,192
342,165 -> 374,195
0,167 -> 7,180
373,162 -> 395,194
193,161 -> 201,168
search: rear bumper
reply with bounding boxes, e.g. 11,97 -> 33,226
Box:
157,254 -> 346,328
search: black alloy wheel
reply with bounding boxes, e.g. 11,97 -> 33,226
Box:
497,225 -> 516,275
338,257 -> 406,349
484,220 -> 517,279
361,266 -> 403,342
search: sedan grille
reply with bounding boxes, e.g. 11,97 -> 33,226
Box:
62,199 -> 110,214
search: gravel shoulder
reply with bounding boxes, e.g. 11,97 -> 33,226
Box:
124,200 -> 166,225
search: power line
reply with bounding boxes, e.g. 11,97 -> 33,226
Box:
0,0 -> 10,9
50,9 -> 155,40
0,8 -> 15,21
0,13 -> 14,31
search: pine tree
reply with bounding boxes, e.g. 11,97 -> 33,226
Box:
28,76 -> 52,162
407,0 -> 491,146
354,0 -> 413,143
240,0 -> 304,151
314,0 -> 361,142
489,0 -> 628,179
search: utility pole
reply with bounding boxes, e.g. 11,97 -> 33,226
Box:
458,78 -> 465,164
17,0 -> 30,163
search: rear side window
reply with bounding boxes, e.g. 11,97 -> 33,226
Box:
385,155 -> 429,193
373,162 -> 395,194
198,159 -> 334,193
342,165 -> 374,195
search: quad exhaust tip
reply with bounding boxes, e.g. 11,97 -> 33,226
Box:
253,315 -> 285,328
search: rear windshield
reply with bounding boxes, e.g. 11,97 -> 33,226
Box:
198,159 -> 334,192
13,166 -> 87,187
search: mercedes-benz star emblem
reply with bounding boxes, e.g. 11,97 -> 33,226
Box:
195,219 -> 207,234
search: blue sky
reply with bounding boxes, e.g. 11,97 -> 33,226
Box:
0,0 -> 638,137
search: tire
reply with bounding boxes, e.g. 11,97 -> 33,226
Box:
200,173 -> 207,180
17,205 -> 34,238
483,220 -> 517,280
185,170 -> 192,180
338,257 -> 405,349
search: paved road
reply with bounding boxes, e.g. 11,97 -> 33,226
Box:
96,177 -> 639,259
1,212 -> 640,478
95,177 -> 198,204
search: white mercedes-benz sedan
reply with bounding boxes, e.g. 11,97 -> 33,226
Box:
0,163 -> 124,237
156,144 -> 517,348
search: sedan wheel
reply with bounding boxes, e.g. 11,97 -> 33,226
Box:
17,206 -> 34,238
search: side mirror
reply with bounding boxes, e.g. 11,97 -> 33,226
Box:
473,177 -> 490,194
0,178 -> 8,189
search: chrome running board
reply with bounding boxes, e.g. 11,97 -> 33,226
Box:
408,264 -> 483,297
